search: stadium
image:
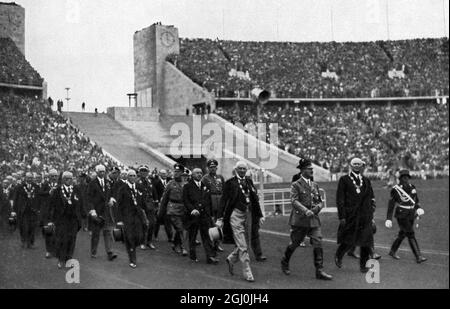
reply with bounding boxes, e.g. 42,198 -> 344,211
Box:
0,1 -> 448,290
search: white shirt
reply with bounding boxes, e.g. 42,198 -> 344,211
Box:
351,172 -> 363,184
195,180 -> 202,188
127,181 -> 136,191
97,177 -> 105,188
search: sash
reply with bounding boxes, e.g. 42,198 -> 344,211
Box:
393,185 -> 415,205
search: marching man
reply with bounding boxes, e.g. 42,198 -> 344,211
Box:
281,159 -> 333,280
48,172 -> 84,269
116,170 -> 149,268
385,170 -> 427,263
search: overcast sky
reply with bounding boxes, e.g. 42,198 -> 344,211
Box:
15,0 -> 449,112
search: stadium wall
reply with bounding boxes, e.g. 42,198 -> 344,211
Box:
0,2 -> 25,55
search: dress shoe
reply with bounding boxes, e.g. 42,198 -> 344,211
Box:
360,267 -> 370,273
207,257 -> 219,265
416,256 -> 427,264
190,257 -> 199,263
195,240 -> 201,246
389,251 -> 401,260
57,262 -> 63,269
90,254 -> 97,259
281,258 -> 290,275
334,255 -> 343,268
371,252 -> 382,260
245,275 -> 255,282
347,251 -> 360,259
129,263 -> 137,269
140,245 -> 148,250
299,242 -> 306,248
148,243 -> 156,250
107,252 -> 118,261
316,269 -> 333,280
226,257 -> 234,276
172,246 -> 182,254
216,245 -> 224,252
45,252 -> 52,259
182,249 -> 188,256
255,255 -> 267,262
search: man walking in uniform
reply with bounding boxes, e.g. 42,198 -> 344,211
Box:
202,159 -> 225,252
137,165 -> 158,250
385,170 -> 427,263
153,169 -> 174,243
38,170 -> 58,258
281,159 -> 333,280
159,164 -> 188,256
335,158 -> 377,273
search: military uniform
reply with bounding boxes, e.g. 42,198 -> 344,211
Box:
281,160 -> 332,280
137,168 -> 158,248
386,170 -> 426,263
159,164 -> 187,254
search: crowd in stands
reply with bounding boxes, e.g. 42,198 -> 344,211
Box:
0,38 -> 43,87
215,101 -> 449,173
172,37 -> 449,99
0,94 -> 116,180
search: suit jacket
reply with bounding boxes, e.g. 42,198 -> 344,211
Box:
49,186 -> 84,230
87,177 -> 112,219
13,183 -> 40,216
289,177 -> 322,228
183,179 -> 212,228
153,176 -> 172,202
218,176 -> 263,244
336,174 -> 376,246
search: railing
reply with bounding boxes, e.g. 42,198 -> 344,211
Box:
261,187 -> 336,216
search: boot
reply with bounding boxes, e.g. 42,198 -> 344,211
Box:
314,248 -> 333,280
281,246 -> 294,275
408,238 -> 427,263
389,237 -> 403,260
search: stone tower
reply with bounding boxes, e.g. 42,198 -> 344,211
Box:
0,2 -> 25,55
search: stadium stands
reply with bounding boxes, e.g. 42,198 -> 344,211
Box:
0,37 -> 43,87
173,37 -> 449,99
0,93 -> 117,179
215,102 -> 449,173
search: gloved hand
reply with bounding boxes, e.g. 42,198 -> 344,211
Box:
416,208 -> 425,217
108,198 -> 116,207
385,220 -> 393,229
89,210 -> 97,217
259,217 -> 266,225
312,205 -> 322,215
117,222 -> 124,227
305,210 -> 314,217
11,212 -> 17,217
191,210 -> 200,216
48,222 -> 55,227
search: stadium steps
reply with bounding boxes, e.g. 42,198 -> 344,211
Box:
64,112 -> 171,170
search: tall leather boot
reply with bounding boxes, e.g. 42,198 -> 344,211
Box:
281,246 -> 294,275
408,237 -> 427,263
389,237 -> 404,260
314,248 -> 333,280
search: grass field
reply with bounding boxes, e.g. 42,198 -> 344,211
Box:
0,178 -> 448,289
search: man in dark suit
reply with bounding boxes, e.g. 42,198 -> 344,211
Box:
216,162 -> 266,283
37,170 -> 58,258
87,164 -> 117,261
116,170 -> 149,269
281,159 -> 333,280
153,169 -> 173,242
183,168 -> 219,264
0,179 -> 10,231
335,158 -> 376,273
13,172 -> 40,249
48,172 -> 84,269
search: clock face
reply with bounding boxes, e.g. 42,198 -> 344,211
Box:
160,31 -> 175,47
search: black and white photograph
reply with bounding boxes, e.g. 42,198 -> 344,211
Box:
0,0 -> 448,293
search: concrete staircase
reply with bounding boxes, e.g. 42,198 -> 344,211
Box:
64,112 -> 172,170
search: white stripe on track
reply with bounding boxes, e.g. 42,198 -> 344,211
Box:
260,229 -> 450,257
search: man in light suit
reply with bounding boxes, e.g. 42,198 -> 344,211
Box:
281,159 -> 333,280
